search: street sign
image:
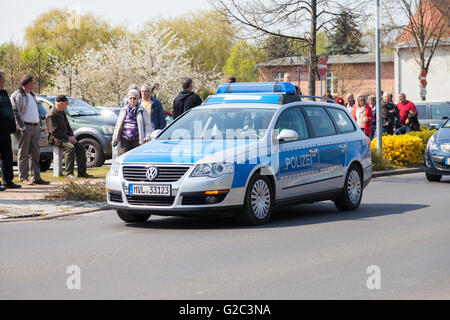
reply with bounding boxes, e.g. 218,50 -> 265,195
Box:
420,86 -> 427,99
420,69 -> 427,87
317,56 -> 328,78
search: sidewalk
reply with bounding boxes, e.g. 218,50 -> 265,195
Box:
0,178 -> 107,221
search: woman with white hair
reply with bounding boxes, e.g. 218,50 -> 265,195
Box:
112,89 -> 152,155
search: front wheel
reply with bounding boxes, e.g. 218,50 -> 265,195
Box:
235,174 -> 274,226
79,138 -> 105,168
116,210 -> 151,223
334,165 -> 363,211
425,172 -> 442,182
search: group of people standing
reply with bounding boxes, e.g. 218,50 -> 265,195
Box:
113,77 -> 203,156
338,92 -> 419,139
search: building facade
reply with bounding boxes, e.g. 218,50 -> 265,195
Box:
257,54 -> 395,99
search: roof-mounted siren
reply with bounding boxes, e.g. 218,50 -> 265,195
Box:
216,82 -> 297,95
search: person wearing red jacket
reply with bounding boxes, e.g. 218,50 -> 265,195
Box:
396,93 -> 418,134
351,95 -> 374,138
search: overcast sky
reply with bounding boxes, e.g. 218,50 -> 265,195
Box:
0,0 -> 211,44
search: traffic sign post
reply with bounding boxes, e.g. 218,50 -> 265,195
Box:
420,69 -> 427,101
317,56 -> 327,97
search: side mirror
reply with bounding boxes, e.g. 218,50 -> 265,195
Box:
276,129 -> 299,142
150,129 -> 162,140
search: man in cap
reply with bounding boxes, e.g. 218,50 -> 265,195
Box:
45,95 -> 92,178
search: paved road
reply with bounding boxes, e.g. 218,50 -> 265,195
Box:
0,173 -> 449,299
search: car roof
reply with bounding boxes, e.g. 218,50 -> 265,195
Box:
200,100 -> 344,110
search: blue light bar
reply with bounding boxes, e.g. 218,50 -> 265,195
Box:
204,93 -> 282,105
216,82 -> 297,95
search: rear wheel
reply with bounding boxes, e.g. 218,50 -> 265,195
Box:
334,165 -> 363,211
116,210 -> 151,223
425,172 -> 442,182
39,159 -> 52,172
235,174 -> 274,226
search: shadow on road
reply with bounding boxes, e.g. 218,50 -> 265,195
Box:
125,202 -> 429,231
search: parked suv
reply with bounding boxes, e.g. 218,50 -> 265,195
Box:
36,96 -> 117,167
414,100 -> 450,129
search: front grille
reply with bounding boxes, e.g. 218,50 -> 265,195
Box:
126,195 -> 175,206
123,166 -> 190,182
109,192 -> 123,203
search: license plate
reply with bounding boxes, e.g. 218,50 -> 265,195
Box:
445,158 -> 450,165
129,184 -> 171,196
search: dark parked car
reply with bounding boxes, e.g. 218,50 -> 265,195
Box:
424,119 -> 450,182
37,96 -> 117,167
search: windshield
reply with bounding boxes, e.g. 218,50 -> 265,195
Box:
48,97 -> 100,116
158,108 -> 276,140
442,119 -> 450,128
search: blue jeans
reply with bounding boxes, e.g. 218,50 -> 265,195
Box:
395,125 -> 411,135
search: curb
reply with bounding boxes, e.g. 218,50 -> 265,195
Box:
372,167 -> 424,178
0,205 -> 109,223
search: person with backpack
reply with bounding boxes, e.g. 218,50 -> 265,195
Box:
172,77 -> 202,119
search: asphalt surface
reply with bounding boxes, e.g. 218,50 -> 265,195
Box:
0,172 -> 449,299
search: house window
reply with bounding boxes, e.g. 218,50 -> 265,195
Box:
274,72 -> 284,82
326,72 -> 338,95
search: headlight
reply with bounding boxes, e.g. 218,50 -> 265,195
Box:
191,163 -> 234,178
101,126 -> 115,135
427,136 -> 438,151
109,161 -> 120,176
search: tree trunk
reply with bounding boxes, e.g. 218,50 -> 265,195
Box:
308,0 -> 317,97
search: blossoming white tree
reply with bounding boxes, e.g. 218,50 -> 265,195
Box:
51,28 -> 221,108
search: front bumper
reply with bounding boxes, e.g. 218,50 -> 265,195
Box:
424,149 -> 450,175
105,164 -> 245,216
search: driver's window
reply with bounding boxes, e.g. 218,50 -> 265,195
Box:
275,107 -> 309,140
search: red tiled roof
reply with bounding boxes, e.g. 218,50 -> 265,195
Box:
396,0 -> 450,45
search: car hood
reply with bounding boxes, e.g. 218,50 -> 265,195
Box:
121,139 -> 263,164
435,128 -> 450,144
70,114 -> 117,126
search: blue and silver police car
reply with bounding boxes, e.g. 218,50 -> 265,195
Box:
106,82 -> 372,225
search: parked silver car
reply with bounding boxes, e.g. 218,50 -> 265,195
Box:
11,101 -> 53,171
413,100 -> 450,129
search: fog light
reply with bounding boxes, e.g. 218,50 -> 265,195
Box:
205,196 -> 217,204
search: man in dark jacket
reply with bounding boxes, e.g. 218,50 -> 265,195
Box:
172,77 -> 202,119
45,95 -> 92,178
381,92 -> 400,135
0,71 -> 21,190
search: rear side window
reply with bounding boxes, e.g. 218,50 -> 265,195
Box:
304,107 -> 337,137
431,103 -> 450,120
327,108 -> 355,133
276,107 -> 309,140
415,104 -> 427,119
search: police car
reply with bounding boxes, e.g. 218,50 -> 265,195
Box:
106,82 -> 372,225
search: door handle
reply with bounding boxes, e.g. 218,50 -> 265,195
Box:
339,144 -> 347,150
309,148 -> 318,155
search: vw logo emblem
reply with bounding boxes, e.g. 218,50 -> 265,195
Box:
146,166 -> 159,181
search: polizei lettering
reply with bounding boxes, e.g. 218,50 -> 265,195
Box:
285,153 -> 313,170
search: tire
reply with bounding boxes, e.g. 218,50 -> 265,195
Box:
79,138 -> 105,168
116,210 -> 151,223
235,174 -> 274,226
39,159 -> 52,172
425,172 -> 442,182
334,164 -> 363,211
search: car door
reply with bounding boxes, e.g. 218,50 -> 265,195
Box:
275,106 -> 319,199
303,106 -> 344,191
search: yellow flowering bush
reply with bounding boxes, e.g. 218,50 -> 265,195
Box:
407,128 -> 437,154
371,134 -> 423,166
